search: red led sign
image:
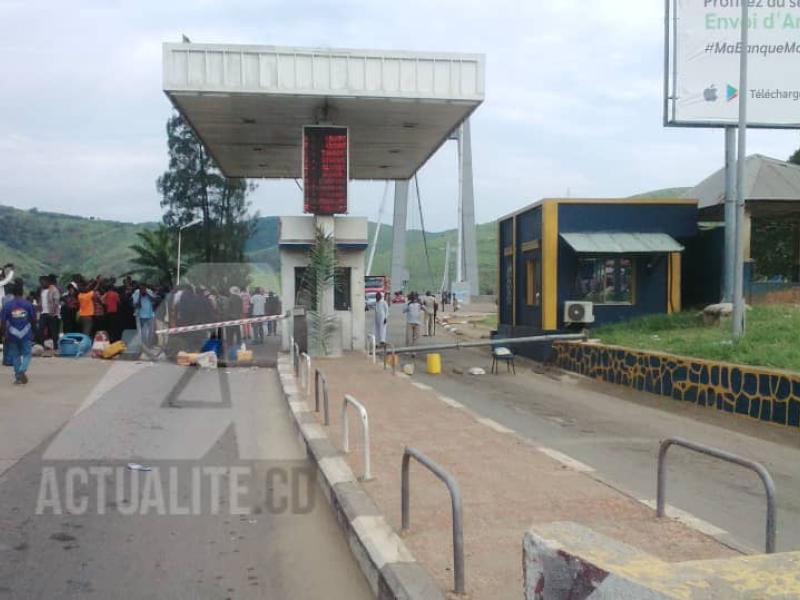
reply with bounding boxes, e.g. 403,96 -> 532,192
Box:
303,126 -> 348,214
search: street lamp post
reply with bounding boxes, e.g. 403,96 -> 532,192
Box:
176,218 -> 204,286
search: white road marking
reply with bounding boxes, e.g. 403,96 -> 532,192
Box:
74,361 -> 149,416
638,499 -> 727,537
476,417 -> 514,434
437,395 -> 464,409
536,447 -> 596,473
411,382 -> 432,391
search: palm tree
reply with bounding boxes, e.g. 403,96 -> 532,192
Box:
129,226 -> 176,286
301,226 -> 340,357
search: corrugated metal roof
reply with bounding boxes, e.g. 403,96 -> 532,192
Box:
560,232 -> 684,254
684,154 -> 800,210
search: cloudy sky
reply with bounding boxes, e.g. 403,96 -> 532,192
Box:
1,0 -> 798,232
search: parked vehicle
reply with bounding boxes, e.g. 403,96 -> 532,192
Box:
364,275 -> 390,309
365,291 -> 377,310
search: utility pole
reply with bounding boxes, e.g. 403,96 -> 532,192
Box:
723,126 -> 736,302
732,0 -> 749,340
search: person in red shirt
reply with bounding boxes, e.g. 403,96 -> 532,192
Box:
102,283 -> 121,342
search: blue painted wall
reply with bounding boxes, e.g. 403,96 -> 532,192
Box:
499,202 -> 699,333
558,203 -> 697,238
499,218 -> 514,325
554,202 -> 696,329
557,240 -> 668,328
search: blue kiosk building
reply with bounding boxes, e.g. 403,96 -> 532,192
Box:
497,198 -> 698,337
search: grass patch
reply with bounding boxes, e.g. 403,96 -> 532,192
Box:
593,305 -> 800,373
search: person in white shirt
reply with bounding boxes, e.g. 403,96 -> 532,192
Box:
250,287 -> 267,344
0,264 -> 14,308
374,292 -> 388,345
403,292 -> 423,346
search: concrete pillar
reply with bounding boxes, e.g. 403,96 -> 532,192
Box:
459,119 -> 480,297
279,247 -> 299,352
390,180 -> 410,292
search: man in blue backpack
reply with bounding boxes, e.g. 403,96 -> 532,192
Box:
1,279 -> 36,385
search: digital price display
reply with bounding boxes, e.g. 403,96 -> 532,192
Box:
303,126 -> 348,214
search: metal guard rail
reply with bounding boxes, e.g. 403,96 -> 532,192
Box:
380,332 -> 586,356
314,369 -> 330,426
342,395 -> 371,481
402,447 -> 465,594
657,437 -> 777,553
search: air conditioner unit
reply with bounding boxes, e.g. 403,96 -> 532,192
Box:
564,301 -> 595,324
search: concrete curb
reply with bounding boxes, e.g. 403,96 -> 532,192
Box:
275,354 -> 444,600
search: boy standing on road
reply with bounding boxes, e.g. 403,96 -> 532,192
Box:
403,292 -> 423,346
422,291 -> 436,336
132,283 -> 156,347
250,287 -> 266,344
1,280 -> 37,384
39,275 -> 61,350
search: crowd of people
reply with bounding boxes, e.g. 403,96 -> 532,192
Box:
0,262 -> 282,384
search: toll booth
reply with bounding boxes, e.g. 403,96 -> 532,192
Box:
278,216 -> 368,354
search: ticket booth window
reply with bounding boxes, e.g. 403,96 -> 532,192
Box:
576,257 -> 634,305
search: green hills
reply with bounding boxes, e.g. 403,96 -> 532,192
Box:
0,204 -> 497,292
0,185 -> 689,293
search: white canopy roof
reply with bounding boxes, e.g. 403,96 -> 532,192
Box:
162,43 -> 485,180
560,232 -> 684,254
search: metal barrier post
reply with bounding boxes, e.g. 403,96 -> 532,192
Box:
314,369 -> 330,426
367,334 -> 377,364
293,342 -> 300,376
299,352 -> 311,395
401,447 -> 465,594
656,437 -> 777,553
342,395 -> 371,480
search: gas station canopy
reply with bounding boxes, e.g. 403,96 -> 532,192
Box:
162,43 -> 485,180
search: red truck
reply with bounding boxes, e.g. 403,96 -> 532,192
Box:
364,275 -> 391,309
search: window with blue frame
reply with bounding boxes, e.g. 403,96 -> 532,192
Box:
575,257 -> 634,305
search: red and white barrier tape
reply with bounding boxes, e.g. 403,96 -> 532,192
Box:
156,314 -> 287,335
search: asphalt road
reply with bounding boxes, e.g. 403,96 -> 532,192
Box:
0,353 -> 371,599
377,305 -> 800,554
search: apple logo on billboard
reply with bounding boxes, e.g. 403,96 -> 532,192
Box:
703,85 -> 718,102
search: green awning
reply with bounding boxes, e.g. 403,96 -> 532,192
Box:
560,232 -> 684,254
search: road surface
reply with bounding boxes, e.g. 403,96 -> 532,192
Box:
0,350 -> 371,599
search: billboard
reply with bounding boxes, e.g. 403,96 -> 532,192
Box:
303,126 -> 349,214
665,0 -> 800,128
